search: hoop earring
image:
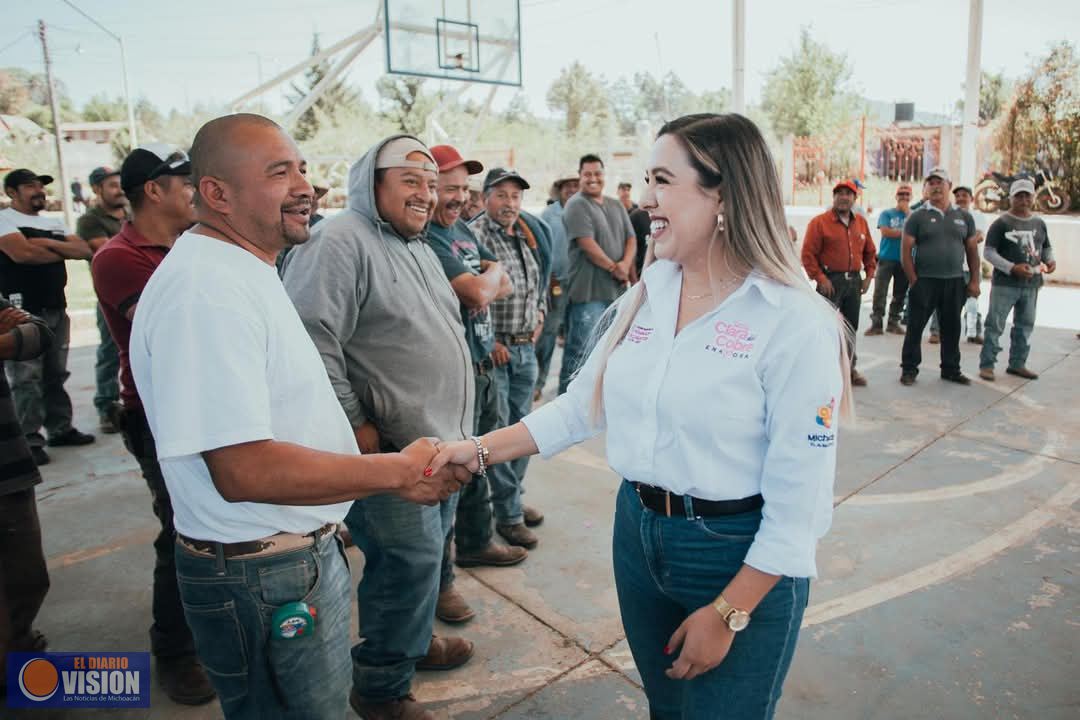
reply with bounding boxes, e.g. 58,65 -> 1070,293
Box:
716,213 -> 725,234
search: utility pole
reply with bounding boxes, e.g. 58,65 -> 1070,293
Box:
960,0 -> 983,186
732,0 -> 746,114
38,20 -> 72,230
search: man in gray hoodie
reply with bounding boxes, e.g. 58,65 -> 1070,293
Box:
282,136 -> 474,720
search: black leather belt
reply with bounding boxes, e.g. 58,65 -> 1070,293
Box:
633,483 -> 764,518
498,333 -> 534,346
825,270 -> 861,280
474,356 -> 494,375
178,522 -> 336,559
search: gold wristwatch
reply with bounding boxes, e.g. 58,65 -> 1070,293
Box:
713,595 -> 751,632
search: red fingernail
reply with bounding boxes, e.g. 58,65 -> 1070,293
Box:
663,645 -> 671,655
424,468 -> 433,477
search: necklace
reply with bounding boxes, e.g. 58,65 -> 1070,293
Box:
683,275 -> 741,301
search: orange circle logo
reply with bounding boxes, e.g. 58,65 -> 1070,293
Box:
18,658 -> 59,701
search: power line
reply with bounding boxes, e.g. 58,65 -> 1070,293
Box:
0,29 -> 33,56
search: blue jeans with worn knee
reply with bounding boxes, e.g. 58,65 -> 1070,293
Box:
490,343 -> 538,525
345,492 -> 453,700
558,300 -> 610,395
174,531 -> 352,719
979,283 -> 1039,371
613,481 -> 809,720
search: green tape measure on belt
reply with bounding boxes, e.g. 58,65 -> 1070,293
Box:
272,602 -> 317,640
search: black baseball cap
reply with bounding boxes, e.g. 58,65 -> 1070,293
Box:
952,185 -> 973,195
89,166 -> 120,186
120,143 -> 191,193
483,167 -> 530,192
4,169 -> 54,191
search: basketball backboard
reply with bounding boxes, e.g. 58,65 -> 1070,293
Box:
384,0 -> 522,87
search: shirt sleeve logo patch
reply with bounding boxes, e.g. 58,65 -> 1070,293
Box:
705,320 -> 756,359
809,397 -> 837,448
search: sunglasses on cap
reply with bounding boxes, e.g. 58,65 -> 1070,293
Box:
149,150 -> 190,181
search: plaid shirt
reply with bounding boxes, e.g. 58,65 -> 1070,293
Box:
0,298 -> 53,495
471,214 -> 543,335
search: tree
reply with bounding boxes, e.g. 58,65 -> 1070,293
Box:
760,28 -> 861,138
375,75 -> 434,135
82,93 -> 127,122
546,62 -> 609,134
286,33 -> 360,141
995,41 -> 1080,210
0,70 -> 30,114
955,70 -> 1012,123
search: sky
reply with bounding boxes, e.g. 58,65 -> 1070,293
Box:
2,0 -> 1078,123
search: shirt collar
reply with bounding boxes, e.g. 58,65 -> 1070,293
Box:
641,260 -> 783,309
118,220 -> 167,248
923,202 -> 957,217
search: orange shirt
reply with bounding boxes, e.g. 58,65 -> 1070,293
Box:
801,210 -> 877,282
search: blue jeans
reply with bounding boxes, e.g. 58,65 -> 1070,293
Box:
454,370 -> 501,553
535,290 -> 569,394
174,531 -> 352,719
344,492 -> 454,700
613,481 -> 809,720
559,300 -> 610,395
979,283 -> 1039,371
94,303 -> 119,418
490,343 -> 538,525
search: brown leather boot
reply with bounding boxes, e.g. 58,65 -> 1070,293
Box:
455,541 -> 528,568
416,635 -> 474,671
350,690 -> 434,720
436,585 -> 475,624
522,505 -> 544,527
156,655 -> 216,706
497,522 -> 538,549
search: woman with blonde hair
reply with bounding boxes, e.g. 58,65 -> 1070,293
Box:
431,113 -> 851,719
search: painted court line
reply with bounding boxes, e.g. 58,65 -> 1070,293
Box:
803,477 -> 1080,627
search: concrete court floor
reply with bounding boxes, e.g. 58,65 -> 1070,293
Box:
13,288 -> 1080,720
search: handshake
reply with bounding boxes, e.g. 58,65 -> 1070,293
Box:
390,437 -> 485,506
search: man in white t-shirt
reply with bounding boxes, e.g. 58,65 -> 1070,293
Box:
1,169 -> 95,465
129,114 -> 470,720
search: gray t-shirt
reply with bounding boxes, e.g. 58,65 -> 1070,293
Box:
903,205 -> 975,279
984,213 -> 1053,288
563,193 -> 634,304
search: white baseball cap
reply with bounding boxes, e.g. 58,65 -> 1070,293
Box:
1009,178 -> 1035,197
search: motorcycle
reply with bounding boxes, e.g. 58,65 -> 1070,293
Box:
973,165 -> 1071,214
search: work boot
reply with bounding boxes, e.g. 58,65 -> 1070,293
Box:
497,522 -> 538,549
928,333 -> 940,344
979,367 -> 995,381
30,446 -> 50,466
864,324 -> 883,336
886,321 -> 904,335
47,428 -> 95,447
99,416 -> 119,434
522,505 -> 544,527
967,335 -> 984,344
455,541 -> 527,568
156,655 -> 216,706
416,635 -> 474,671
941,372 -> 972,385
900,372 -> 917,386
350,690 -> 434,720
1006,367 -> 1039,380
436,585 -> 475,624
850,369 -> 868,387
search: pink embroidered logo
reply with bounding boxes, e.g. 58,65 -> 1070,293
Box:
627,325 -> 654,344
705,320 -> 756,358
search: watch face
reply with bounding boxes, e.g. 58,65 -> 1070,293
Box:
728,611 -> 750,632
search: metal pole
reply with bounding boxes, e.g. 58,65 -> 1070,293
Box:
61,1 -> 137,148
119,36 -> 137,147
960,0 -> 983,186
732,0 -> 746,114
38,21 -> 73,230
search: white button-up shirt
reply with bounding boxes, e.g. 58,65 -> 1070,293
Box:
523,259 -> 844,578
